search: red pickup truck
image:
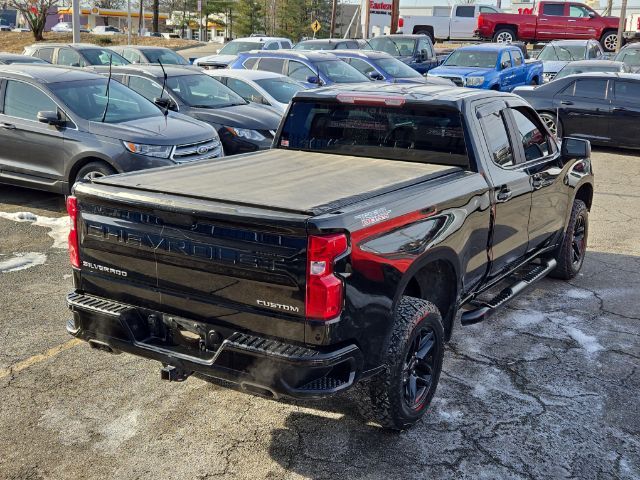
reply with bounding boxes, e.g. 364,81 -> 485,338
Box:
475,1 -> 620,51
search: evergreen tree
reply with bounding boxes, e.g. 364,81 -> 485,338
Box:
235,0 -> 265,36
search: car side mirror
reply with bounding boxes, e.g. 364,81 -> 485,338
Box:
154,97 -> 177,111
501,60 -> 511,70
368,71 -> 384,81
37,110 -> 63,126
306,75 -> 322,85
588,11 -> 596,18
561,137 -> 591,160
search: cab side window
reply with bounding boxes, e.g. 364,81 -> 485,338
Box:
509,108 -> 553,162
512,50 -> 523,66
287,60 -> 315,81
257,58 -> 285,73
499,51 -> 511,69
243,57 -> 258,69
480,110 -> 514,167
3,81 -> 58,121
542,3 -> 565,16
347,58 -> 376,76
128,76 -> 163,102
35,48 -> 54,62
57,48 -> 83,67
456,6 -> 475,17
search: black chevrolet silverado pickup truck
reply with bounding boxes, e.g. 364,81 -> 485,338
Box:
66,84 -> 594,430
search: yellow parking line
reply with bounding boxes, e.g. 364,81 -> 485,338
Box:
0,338 -> 82,380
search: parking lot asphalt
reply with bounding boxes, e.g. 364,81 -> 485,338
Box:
0,149 -> 639,480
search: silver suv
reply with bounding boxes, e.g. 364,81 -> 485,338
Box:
0,64 -> 222,193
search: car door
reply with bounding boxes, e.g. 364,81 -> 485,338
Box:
555,77 -> 611,142
504,105 -> 568,252
567,4 -> 599,39
498,50 -> 515,90
0,79 -> 69,189
476,103 -> 533,278
610,78 -> 640,148
450,5 -> 476,39
510,49 -> 527,86
537,3 -> 568,40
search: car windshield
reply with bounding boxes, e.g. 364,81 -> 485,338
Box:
255,77 -> 304,103
219,41 -> 263,55
555,64 -> 620,79
376,58 -> 422,78
366,37 -> 416,57
615,48 -> 640,65
48,78 -> 162,123
293,42 -> 335,50
538,44 -> 587,61
82,48 -> 129,65
143,49 -> 188,65
166,74 -> 247,107
317,60 -> 369,83
443,50 -> 497,68
279,101 -> 470,168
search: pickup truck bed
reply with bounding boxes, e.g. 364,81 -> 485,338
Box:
96,149 -> 459,216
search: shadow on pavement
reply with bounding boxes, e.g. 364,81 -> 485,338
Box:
0,185 -> 66,215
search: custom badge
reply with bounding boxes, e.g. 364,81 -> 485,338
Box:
355,207 -> 391,227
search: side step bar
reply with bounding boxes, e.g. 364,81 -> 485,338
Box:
460,258 -> 557,326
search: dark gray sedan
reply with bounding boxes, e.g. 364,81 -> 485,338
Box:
0,65 -> 220,193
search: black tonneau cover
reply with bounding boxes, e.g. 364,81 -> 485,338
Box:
95,149 -> 459,215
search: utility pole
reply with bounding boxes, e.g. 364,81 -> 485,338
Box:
127,0 -> 132,44
72,0 -> 80,43
363,0 -> 370,39
390,0 -> 399,34
616,0 -> 628,53
330,0 -> 337,38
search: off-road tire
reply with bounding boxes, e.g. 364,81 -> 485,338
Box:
551,199 -> 588,280
74,161 -> 117,185
357,297 -> 444,430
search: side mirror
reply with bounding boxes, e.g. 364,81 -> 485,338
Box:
561,137 -> 591,160
368,71 -> 384,81
501,60 -> 511,70
306,75 -> 321,85
588,11 -> 596,18
154,97 -> 177,111
37,110 -> 63,126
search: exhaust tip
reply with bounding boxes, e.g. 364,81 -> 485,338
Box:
88,339 -> 120,354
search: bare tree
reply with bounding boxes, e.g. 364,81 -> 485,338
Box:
11,0 -> 60,41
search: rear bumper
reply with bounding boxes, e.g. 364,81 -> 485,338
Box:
66,292 -> 363,399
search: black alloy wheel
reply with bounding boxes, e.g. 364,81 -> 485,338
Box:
403,327 -> 436,410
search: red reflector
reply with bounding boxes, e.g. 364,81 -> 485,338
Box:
67,196 -> 80,269
398,17 -> 404,28
306,233 -> 348,320
336,93 -> 405,107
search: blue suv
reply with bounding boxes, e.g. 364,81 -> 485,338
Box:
228,50 -> 370,88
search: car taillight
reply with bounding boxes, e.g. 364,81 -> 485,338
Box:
477,14 -> 484,28
306,233 -> 348,320
67,196 -> 80,269
637,17 -> 640,30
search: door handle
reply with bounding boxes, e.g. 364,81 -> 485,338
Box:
496,187 -> 512,202
560,100 -> 574,105
0,122 -> 16,129
568,19 -> 576,22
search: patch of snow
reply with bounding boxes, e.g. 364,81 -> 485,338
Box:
0,252 -> 47,273
563,326 -> 603,354
563,288 -> 593,300
0,211 -> 69,249
509,310 -> 546,328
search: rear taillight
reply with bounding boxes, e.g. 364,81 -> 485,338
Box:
67,196 -> 80,269
306,233 -> 348,320
477,14 -> 485,28
637,17 -> 640,30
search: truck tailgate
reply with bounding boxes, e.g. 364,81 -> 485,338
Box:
93,149 -> 457,215
73,181 -> 310,340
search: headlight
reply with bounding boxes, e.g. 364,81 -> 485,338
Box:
225,127 -> 266,141
123,141 -> 173,158
466,76 -> 485,86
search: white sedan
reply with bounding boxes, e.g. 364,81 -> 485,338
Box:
204,69 -> 305,115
